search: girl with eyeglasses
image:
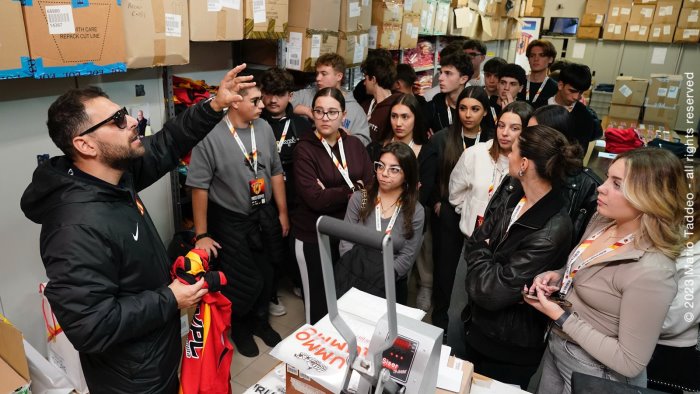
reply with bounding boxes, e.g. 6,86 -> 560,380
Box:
338,142 -> 424,304
292,87 -> 373,324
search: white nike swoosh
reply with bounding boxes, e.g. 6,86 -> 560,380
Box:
132,223 -> 139,241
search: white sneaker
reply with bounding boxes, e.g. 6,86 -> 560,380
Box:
293,286 -> 303,298
416,287 -> 432,311
269,299 -> 287,316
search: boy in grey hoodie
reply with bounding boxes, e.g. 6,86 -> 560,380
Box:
291,53 -> 371,145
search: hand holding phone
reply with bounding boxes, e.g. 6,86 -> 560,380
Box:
521,289 -> 572,308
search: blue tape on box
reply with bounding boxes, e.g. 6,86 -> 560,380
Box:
0,57 -> 33,80
31,57 -> 126,79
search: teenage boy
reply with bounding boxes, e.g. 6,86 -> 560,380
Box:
464,39 -> 487,87
518,39 -> 558,109
361,55 -> 402,142
423,40 -> 466,101
259,67 -> 313,317
426,52 -> 473,133
548,63 -> 602,153
291,53 -> 371,145
188,83 -> 287,358
482,57 -> 507,98
490,63 -> 527,121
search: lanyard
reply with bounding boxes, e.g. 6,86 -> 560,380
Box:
461,127 -> 481,151
490,106 -> 498,125
367,99 -> 377,119
375,198 -> 401,234
391,137 -> 415,148
560,225 -> 635,295
316,132 -> 355,191
488,159 -> 507,199
526,76 -> 549,103
225,117 -> 257,176
445,96 -> 454,125
506,197 -> 527,232
277,119 -> 291,153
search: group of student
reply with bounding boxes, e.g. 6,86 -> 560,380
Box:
183,38 -> 698,393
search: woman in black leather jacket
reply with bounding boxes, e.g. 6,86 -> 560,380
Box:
463,125 -> 582,389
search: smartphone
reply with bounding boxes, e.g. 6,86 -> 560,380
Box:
521,290 -> 572,308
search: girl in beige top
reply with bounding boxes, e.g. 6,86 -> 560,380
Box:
523,148 -> 686,393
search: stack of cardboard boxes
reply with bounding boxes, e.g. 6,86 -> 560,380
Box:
626,1 -> 656,41
604,0 -> 633,40
400,0 -> 423,49
243,0 -> 289,39
522,0 -> 545,16
579,0 -> 608,39
643,74 -> 682,129
285,0 -> 341,71
650,0 -> 682,42
608,76 -> 649,125
371,0 -> 404,50
189,1 -> 244,42
447,0 -> 523,41
675,1 -> 700,43
338,0 -> 372,66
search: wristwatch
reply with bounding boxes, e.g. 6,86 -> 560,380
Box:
554,311 -> 572,329
195,233 -> 212,241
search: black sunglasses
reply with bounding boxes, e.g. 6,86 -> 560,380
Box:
78,107 -> 129,136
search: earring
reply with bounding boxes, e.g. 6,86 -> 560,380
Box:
518,169 -> 524,177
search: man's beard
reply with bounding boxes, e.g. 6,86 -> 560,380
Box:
96,139 -> 145,171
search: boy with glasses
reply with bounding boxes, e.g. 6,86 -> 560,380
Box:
518,40 -> 559,109
464,39 -> 487,88
187,82 -> 288,358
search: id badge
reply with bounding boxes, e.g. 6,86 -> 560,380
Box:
475,215 -> 485,229
249,178 -> 266,207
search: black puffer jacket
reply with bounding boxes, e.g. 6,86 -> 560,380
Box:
20,100 -> 224,393
464,181 -> 572,355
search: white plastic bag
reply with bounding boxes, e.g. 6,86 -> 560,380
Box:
24,338 -> 75,394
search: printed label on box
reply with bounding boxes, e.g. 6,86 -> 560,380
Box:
653,27 -> 661,36
389,30 -> 397,45
685,29 -> 700,38
310,34 -> 321,57
362,0 -> 369,6
596,15 -> 604,24
165,14 -> 182,37
663,25 -> 671,34
349,1 -> 361,18
612,7 -> 620,16
621,7 -> 630,15
642,8 -> 653,18
253,0 -> 266,23
369,25 -> 377,48
390,4 -> 401,21
614,25 -> 622,34
640,25 -> 648,34
619,84 -> 633,97
657,87 -> 668,97
659,5 -> 672,16
668,86 -> 679,99
45,5 -> 75,35
353,34 -> 366,63
208,0 -> 223,11
690,11 -> 699,23
405,0 -> 414,12
221,0 -> 241,10
630,24 -> 640,32
286,31 -> 302,70
608,24 -> 615,32
411,24 -> 419,38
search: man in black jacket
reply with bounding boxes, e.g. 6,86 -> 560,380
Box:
20,65 -> 253,393
426,52 -> 473,133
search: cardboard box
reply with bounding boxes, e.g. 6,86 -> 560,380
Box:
497,0 -> 522,18
286,363 -> 333,394
189,0 -> 244,41
341,0 -> 373,31
506,17 -> 522,38
612,76 -> 648,105
288,0 -> 341,31
674,26 -> 700,41
625,23 -> 651,39
643,106 -> 678,127
0,1 -> 31,79
471,0 -> 498,16
406,0 -> 426,15
451,0 -> 468,7
373,22 -> 402,49
372,0 -> 405,25
607,0 -> 634,23
338,30 -> 369,66
649,22 -> 675,41
22,0 -> 126,79
122,0 -> 189,69
400,13 -> 421,48
646,74 -> 682,106
630,4 -> 656,23
420,0 -> 438,33
244,0 -> 288,39
435,356 -> 474,394
448,7 -> 481,37
634,0 -> 657,4
285,27 -> 338,71
578,26 -> 603,38
603,22 -> 628,39
480,15 -> 499,41
586,0 -> 610,15
0,317 -> 30,394
678,8 -> 700,28
653,0 -> 682,23
523,5 -> 543,16
581,13 -> 606,27
434,0 -> 451,34
609,103 -> 642,120
687,0 -> 700,9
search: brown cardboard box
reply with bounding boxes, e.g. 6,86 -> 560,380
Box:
189,0 -> 244,41
603,22 -> 628,39
523,5 -> 543,16
448,7 -> 481,37
435,356 -> 475,394
630,4 -> 656,23
625,23 -> 651,39
285,27 -> 338,71
609,104 -> 642,120
612,76 -> 648,106
374,22 -> 402,49
578,26 -> 603,38
646,74 -> 682,106
634,0 -> 657,4
420,0 -> 437,33
434,0 -> 451,34
678,8 -> 700,28
521,0 -> 544,16
643,106 -> 678,127
0,1 -> 31,79
400,13 -> 421,48
340,0 -> 373,31
607,0 -> 634,23
687,0 -> 700,9
480,15 -> 499,41
451,0 -> 468,7
244,0 -> 288,39
497,0 -> 522,18
506,17 -> 522,39
22,0 -> 126,79
338,30 -> 369,66
0,317 -> 30,394
649,22 -> 675,41
674,26 -> 700,41
406,0 -> 426,15
581,13 -> 606,26
653,0 -> 682,23
288,0 -> 341,31
286,363 -> 333,394
586,0 -> 610,14
122,0 -> 189,69
372,0 -> 405,25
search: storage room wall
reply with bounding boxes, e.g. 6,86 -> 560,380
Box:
0,41 -> 233,354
